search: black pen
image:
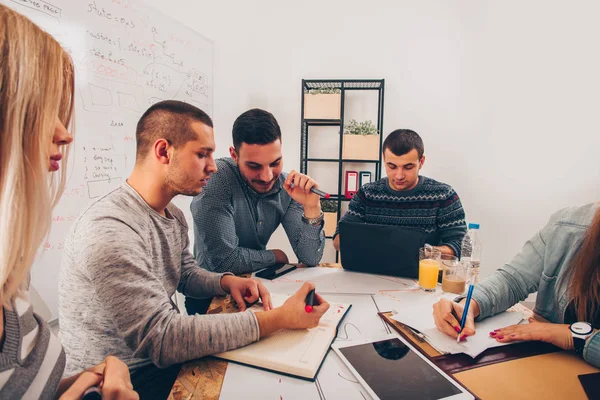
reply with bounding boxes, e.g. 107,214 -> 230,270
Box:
82,386 -> 102,400
310,187 -> 330,199
305,289 -> 315,313
289,181 -> 330,198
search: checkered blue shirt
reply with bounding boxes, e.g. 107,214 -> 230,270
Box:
191,158 -> 325,274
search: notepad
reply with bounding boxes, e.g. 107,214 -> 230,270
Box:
213,294 -> 352,381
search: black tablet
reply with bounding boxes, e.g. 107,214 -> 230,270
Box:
333,336 -> 473,400
255,263 -> 297,280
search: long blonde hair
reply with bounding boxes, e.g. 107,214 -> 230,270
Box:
0,5 -> 74,308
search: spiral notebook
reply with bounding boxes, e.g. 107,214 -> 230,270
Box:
213,294 -> 351,381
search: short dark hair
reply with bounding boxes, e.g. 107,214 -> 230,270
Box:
382,129 -> 424,158
232,109 -> 281,150
135,100 -> 213,158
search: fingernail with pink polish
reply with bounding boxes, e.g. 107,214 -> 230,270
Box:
489,331 -> 497,336
454,326 -> 461,333
460,336 -> 467,342
497,335 -> 504,340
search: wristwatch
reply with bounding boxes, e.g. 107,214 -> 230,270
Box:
302,212 -> 324,226
570,321 -> 594,354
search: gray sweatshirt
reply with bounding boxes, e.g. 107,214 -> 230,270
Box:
58,183 -> 260,376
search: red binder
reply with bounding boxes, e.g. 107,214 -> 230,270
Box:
345,171 -> 358,199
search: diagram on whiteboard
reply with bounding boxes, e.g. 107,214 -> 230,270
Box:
6,0 -> 214,320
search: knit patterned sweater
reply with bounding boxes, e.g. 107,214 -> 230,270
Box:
335,176 -> 467,256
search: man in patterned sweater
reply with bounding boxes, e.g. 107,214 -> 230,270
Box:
333,129 -> 467,256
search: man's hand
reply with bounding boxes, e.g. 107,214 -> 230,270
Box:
271,249 -> 289,264
490,318 -> 575,350
221,275 -> 273,311
283,170 -> 321,216
254,282 -> 331,337
432,298 -> 480,340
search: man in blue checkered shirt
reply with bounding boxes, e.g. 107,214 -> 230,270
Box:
188,109 -> 325,314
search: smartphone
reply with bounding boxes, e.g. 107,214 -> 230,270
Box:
255,263 -> 297,280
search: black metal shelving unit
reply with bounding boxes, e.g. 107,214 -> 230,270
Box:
300,79 -> 385,261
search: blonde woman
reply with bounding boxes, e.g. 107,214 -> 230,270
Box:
0,5 -> 137,399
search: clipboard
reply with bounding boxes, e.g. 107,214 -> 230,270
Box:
378,312 -> 561,374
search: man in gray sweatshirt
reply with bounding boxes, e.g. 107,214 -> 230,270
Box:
58,100 -> 329,398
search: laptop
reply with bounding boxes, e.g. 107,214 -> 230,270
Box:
339,221 -> 426,279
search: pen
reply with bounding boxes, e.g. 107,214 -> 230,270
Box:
310,187 -> 330,199
82,386 -> 102,400
289,181 -> 330,198
305,289 -> 315,313
457,283 -> 475,343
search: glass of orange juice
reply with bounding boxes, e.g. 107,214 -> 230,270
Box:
419,247 -> 441,292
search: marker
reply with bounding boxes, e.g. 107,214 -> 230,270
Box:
310,187 -> 330,199
82,387 -> 102,400
305,289 -> 315,313
289,181 -> 330,198
243,288 -> 258,308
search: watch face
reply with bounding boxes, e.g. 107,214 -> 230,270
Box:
570,322 -> 593,335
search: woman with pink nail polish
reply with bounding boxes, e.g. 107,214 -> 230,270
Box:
433,204 -> 600,368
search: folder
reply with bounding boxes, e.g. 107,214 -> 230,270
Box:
345,171 -> 358,199
359,171 -> 371,187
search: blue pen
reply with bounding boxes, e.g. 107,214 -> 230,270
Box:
457,282 -> 475,343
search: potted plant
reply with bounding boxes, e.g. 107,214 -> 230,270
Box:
303,88 -> 341,120
342,119 -> 380,160
320,199 -> 338,237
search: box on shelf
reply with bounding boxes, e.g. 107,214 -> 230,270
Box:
304,93 -> 341,120
342,134 -> 380,160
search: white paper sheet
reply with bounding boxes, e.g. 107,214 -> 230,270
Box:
383,290 -> 526,358
219,362 -> 320,400
421,311 -> 526,358
325,294 -> 392,343
255,268 -> 418,296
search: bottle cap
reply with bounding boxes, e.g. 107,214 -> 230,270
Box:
468,223 -> 480,229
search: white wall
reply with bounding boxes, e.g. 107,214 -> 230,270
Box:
148,0 -> 600,277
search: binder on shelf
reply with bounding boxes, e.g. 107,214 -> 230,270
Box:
359,171 -> 372,187
345,171 -> 358,199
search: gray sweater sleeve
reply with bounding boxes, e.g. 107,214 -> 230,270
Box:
78,217 -> 260,368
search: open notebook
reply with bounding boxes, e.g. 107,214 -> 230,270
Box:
213,293 -> 352,381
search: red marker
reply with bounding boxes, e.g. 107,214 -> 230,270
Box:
305,289 -> 315,313
310,187 -> 330,199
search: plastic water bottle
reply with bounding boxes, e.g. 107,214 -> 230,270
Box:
460,223 -> 482,284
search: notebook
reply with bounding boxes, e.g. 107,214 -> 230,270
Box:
213,293 -> 352,381
339,221 -> 426,278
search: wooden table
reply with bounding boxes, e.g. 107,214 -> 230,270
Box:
168,265 -> 599,399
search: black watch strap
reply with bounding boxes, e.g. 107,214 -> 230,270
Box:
573,337 -> 586,354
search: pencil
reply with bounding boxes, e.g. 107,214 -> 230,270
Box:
457,283 -> 474,343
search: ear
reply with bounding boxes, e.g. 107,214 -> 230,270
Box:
154,139 -> 171,165
419,155 -> 426,169
229,146 -> 238,162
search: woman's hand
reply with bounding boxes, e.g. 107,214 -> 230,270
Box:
432,298 -> 480,340
490,318 -> 574,350
59,356 -> 138,400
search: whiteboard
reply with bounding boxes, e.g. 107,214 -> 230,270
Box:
3,0 -> 213,320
